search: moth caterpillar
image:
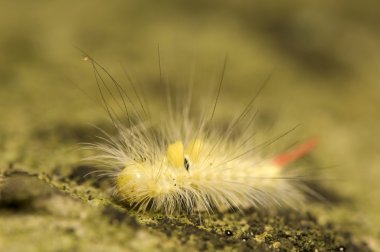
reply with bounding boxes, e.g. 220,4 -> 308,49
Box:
84,54 -> 318,215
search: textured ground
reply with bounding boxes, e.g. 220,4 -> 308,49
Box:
1,1 -> 380,251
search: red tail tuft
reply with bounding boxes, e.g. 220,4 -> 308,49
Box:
273,137 -> 318,167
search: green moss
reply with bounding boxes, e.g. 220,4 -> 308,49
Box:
0,169 -> 372,251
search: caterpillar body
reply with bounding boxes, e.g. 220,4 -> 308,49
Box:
85,55 -> 317,215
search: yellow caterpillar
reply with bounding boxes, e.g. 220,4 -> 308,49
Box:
84,55 -> 317,215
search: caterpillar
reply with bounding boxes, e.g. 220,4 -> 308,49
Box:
83,54 -> 318,216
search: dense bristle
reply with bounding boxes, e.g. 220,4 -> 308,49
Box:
85,56 -> 314,215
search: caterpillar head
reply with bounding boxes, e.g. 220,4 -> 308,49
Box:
115,139 -> 202,210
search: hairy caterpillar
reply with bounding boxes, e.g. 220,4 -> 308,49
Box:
83,54 -> 318,215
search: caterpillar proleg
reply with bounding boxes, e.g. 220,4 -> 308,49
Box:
84,54 -> 318,215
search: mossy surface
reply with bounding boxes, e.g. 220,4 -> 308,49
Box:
0,168 -> 372,251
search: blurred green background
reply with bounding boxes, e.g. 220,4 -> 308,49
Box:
1,0 -> 379,250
